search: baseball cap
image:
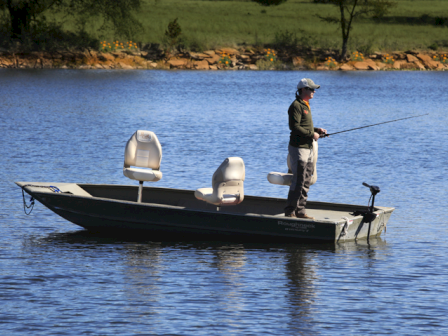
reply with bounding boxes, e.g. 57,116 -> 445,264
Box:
297,78 -> 320,90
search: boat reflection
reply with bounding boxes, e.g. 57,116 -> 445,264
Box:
23,230 -> 388,329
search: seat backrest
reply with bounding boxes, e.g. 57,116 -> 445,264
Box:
124,130 -> 162,169
213,157 -> 245,205
212,157 -> 245,186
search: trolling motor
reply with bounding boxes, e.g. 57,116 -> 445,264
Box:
362,182 -> 380,213
355,182 -> 380,224
351,182 -> 381,240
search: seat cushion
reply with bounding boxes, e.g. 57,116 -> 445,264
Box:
123,168 -> 162,182
195,188 -> 241,206
195,188 -> 214,202
267,172 -> 293,186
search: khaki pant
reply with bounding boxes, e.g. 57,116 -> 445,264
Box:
285,144 -> 315,216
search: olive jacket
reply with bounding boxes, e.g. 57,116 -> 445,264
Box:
288,95 -> 319,149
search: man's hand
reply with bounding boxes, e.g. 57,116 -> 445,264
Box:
316,128 -> 327,135
313,132 -> 320,141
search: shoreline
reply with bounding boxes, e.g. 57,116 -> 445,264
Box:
1,47 -> 447,71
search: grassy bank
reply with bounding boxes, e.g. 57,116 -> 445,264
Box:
101,0 -> 448,52
3,0 -> 448,53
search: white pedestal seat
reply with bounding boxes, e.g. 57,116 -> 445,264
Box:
195,157 -> 245,207
267,140 -> 318,186
123,130 -> 162,202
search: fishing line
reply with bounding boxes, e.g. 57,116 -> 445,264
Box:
321,113 -> 429,137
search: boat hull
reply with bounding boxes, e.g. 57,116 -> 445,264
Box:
17,183 -> 394,242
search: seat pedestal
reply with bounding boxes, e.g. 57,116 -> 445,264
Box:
138,181 -> 143,203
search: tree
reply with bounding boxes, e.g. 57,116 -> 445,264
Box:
251,0 -> 395,60
165,18 -> 181,51
317,0 -> 396,60
0,0 -> 142,41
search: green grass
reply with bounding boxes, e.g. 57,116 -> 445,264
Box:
17,0 -> 448,52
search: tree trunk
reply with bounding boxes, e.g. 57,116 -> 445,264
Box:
339,1 -> 347,61
7,3 -> 32,39
338,0 -> 358,61
341,36 -> 348,61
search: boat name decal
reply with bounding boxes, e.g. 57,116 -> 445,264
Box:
277,221 -> 315,232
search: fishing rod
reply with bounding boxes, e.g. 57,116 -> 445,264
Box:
321,113 -> 428,137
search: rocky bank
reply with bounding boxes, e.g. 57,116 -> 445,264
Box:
0,45 -> 446,71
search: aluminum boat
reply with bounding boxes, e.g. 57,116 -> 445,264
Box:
17,130 -> 394,242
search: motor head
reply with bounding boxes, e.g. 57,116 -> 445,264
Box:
362,182 -> 380,195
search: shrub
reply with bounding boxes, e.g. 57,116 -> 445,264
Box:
255,59 -> 273,70
434,17 -> 447,26
101,40 -> 139,52
324,56 -> 337,68
218,52 -> 232,67
351,51 -> 364,61
428,42 -> 438,51
29,22 -> 98,51
165,18 -> 182,51
0,13 -> 11,50
0,16 -> 98,52
273,30 -> 299,50
298,32 -> 317,49
264,48 -> 277,62
256,49 -> 282,69
382,54 -> 395,64
357,39 -> 376,56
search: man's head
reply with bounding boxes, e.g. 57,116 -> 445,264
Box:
297,78 -> 320,101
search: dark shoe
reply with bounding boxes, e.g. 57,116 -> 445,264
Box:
285,212 -> 297,218
296,213 -> 315,220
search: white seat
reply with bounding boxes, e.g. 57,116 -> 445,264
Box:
267,140 -> 318,186
195,157 -> 245,206
123,130 -> 162,202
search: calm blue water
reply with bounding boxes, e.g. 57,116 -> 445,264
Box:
1,69 -> 447,335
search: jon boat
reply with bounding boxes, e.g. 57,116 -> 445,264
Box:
17,130 -> 394,242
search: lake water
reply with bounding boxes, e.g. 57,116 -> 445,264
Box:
1,69 -> 447,335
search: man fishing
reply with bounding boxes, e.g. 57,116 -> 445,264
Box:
285,78 -> 327,219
